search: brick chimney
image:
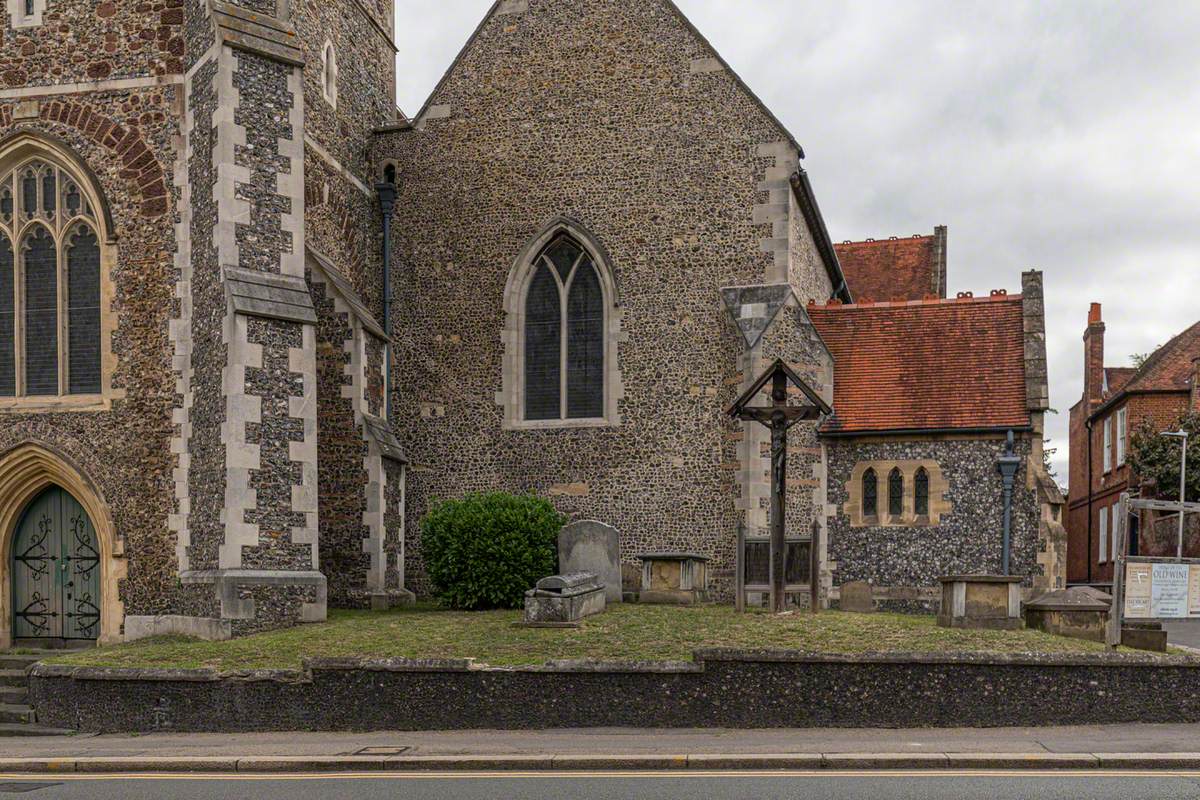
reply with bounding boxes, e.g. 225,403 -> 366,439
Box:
1083,303 -> 1105,407
1192,356 -> 1200,412
931,225 -> 948,299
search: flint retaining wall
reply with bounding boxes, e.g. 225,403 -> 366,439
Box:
29,649 -> 1200,733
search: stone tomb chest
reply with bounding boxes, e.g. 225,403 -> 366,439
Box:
638,552 -> 709,605
1023,587 -> 1110,643
937,575 -> 1023,630
523,572 -> 606,626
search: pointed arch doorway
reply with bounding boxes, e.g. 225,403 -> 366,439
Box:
0,443 -> 124,650
11,486 -> 101,643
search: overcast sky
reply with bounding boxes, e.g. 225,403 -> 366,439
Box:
394,0 -> 1200,482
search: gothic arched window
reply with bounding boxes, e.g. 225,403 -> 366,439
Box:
914,467 -> 930,516
888,468 -> 904,517
0,155 -> 104,399
524,235 -> 605,421
862,468 -> 877,517
322,42 -> 338,108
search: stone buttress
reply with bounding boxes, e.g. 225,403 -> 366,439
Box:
148,0 -> 325,638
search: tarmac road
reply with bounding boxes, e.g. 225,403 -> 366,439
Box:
7,771 -> 1200,800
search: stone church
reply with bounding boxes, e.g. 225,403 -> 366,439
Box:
0,0 -> 1062,647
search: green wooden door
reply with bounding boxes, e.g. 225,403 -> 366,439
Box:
11,487 -> 101,641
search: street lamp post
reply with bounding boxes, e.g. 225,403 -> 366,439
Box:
1162,430 -> 1189,560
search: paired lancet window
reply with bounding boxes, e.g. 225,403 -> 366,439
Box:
524,235 -> 605,421
0,158 -> 102,398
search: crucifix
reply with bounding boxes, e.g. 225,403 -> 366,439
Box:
728,359 -> 832,614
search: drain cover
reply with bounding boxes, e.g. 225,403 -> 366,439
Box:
353,746 -> 411,756
0,784 -> 61,794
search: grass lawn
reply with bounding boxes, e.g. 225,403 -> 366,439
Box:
42,603 -> 1132,672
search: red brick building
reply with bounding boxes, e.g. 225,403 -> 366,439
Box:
1067,304 -> 1200,586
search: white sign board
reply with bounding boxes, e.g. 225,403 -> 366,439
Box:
1126,562 -> 1200,619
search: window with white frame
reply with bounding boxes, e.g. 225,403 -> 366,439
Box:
1099,505 -> 1109,564
1116,407 -> 1128,466
1103,416 -> 1113,473
1111,505 -> 1120,562
321,41 -> 338,108
8,0 -> 47,29
0,155 -> 103,399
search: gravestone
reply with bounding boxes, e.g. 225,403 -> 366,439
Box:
839,581 -> 874,613
559,520 -> 622,603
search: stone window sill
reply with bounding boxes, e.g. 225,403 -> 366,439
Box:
0,394 -> 111,413
506,417 -> 617,432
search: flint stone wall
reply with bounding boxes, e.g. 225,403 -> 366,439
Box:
826,436 -> 1041,613
377,0 -> 837,599
30,650 -> 1200,733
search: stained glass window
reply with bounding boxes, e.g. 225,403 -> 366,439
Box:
0,156 -> 104,400
67,226 -> 102,395
566,262 -> 603,418
914,468 -> 930,516
862,468 -> 877,517
524,265 -> 560,421
888,468 -> 903,517
522,235 -> 607,422
0,235 -> 13,397
23,226 -> 57,396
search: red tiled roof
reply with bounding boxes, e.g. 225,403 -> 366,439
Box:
1105,367 -> 1136,395
808,294 -> 1030,434
1119,321 -> 1200,395
835,235 -> 938,302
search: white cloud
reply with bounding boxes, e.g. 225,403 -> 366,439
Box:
395,0 -> 1200,481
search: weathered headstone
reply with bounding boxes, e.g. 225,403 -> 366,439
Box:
839,581 -> 874,613
559,520 -> 622,603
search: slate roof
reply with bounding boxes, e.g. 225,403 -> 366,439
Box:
808,294 -> 1030,435
835,235 -> 938,303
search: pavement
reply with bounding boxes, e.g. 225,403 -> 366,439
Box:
4,723 -> 1200,773
8,773 -> 1200,800
1166,619 -> 1200,650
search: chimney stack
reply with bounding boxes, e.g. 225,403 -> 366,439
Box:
931,225 -> 948,299
1192,356 -> 1200,413
1084,303 -> 1105,407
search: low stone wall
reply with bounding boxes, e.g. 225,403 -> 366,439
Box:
29,650 -> 1200,733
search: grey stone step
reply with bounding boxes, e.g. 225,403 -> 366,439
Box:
0,723 -> 73,737
0,704 -> 34,725
0,655 -> 43,670
0,670 -> 27,687
0,686 -> 27,704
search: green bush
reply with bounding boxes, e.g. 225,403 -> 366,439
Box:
420,492 -> 565,610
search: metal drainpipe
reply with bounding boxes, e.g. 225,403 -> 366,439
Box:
375,174 -> 397,421
1085,418 -> 1094,583
997,429 -> 1022,576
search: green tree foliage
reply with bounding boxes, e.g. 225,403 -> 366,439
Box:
1127,412 -> 1200,502
420,492 -> 565,610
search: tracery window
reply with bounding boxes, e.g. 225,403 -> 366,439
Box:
322,41 -> 338,108
524,235 -> 604,421
914,467 -> 930,516
888,468 -> 903,517
861,468 -> 877,518
0,158 -> 102,399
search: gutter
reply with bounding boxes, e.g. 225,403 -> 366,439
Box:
820,424 -> 1034,440
1087,387 -> 1190,424
789,170 -> 852,304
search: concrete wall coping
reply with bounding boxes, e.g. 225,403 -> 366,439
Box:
30,648 -> 1195,685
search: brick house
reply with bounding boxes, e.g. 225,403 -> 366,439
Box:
1066,303 -> 1200,586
